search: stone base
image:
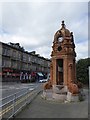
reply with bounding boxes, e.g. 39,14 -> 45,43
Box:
67,92 -> 79,102
64,86 -> 68,92
52,93 -> 66,102
42,90 -> 67,102
41,87 -> 81,103
52,85 -> 67,94
41,89 -> 53,100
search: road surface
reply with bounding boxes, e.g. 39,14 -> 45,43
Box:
0,82 -> 42,119
0,82 -> 41,106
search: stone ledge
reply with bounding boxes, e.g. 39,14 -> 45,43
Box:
52,93 -> 66,102
67,92 -> 79,102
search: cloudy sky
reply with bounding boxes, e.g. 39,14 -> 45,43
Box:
0,1 -> 88,60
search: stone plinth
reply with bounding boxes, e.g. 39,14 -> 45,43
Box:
42,89 -> 67,102
41,84 -> 82,102
52,93 -> 66,102
53,85 -> 68,94
67,92 -> 79,102
42,89 -> 53,100
42,85 -> 68,102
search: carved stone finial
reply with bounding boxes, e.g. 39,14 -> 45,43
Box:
71,32 -> 74,42
62,20 -> 64,24
71,32 -> 73,35
61,20 -> 65,28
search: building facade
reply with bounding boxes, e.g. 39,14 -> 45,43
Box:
0,42 -> 50,82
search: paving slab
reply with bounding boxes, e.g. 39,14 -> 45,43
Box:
16,89 -> 88,118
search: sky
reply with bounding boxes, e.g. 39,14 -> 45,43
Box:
0,1 -> 88,60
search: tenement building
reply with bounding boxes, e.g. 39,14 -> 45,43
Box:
0,42 -> 50,82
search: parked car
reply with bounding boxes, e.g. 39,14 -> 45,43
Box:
39,79 -> 48,83
36,72 -> 44,81
39,73 -> 50,83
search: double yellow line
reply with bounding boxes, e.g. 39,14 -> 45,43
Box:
0,91 -> 35,117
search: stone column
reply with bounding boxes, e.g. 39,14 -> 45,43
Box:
50,62 -> 53,84
52,58 -> 57,85
74,60 -> 77,82
71,58 -> 76,83
63,57 -> 68,86
73,60 -> 75,82
68,62 -> 73,84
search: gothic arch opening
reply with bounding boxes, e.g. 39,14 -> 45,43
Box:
57,59 -> 63,85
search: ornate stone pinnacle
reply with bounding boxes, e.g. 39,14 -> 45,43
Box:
71,32 -> 73,35
62,20 -> 64,24
61,20 -> 65,28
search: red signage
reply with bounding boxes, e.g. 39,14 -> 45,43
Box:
3,69 -> 13,72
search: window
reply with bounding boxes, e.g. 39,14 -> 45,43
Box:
23,53 -> 27,62
2,59 -> 5,67
29,56 -> 31,62
13,51 -> 16,57
58,46 -> 62,51
18,52 -> 21,60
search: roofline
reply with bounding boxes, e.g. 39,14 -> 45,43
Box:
0,41 -> 51,61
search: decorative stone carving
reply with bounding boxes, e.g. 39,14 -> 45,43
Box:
43,80 -> 52,90
42,21 -> 84,102
68,82 -> 79,94
51,21 -> 77,87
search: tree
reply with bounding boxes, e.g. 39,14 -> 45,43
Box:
76,58 -> 90,85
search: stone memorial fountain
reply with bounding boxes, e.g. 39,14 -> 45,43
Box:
42,21 -> 84,102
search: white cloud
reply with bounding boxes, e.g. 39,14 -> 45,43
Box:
88,37 -> 90,57
76,41 -> 88,60
1,2 -> 88,60
70,17 -> 88,44
36,46 -> 52,58
1,0 -> 89,2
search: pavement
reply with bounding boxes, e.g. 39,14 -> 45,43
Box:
16,89 -> 88,118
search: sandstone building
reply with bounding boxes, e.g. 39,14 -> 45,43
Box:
0,42 -> 50,82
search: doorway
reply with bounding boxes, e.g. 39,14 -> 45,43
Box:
57,59 -> 63,85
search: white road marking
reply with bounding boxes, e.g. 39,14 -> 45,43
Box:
0,84 -> 36,91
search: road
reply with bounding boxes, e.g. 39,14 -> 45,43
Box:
0,82 -> 42,119
1,82 -> 39,98
0,82 -> 41,106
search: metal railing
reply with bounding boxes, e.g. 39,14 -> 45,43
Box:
0,84 -> 41,119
